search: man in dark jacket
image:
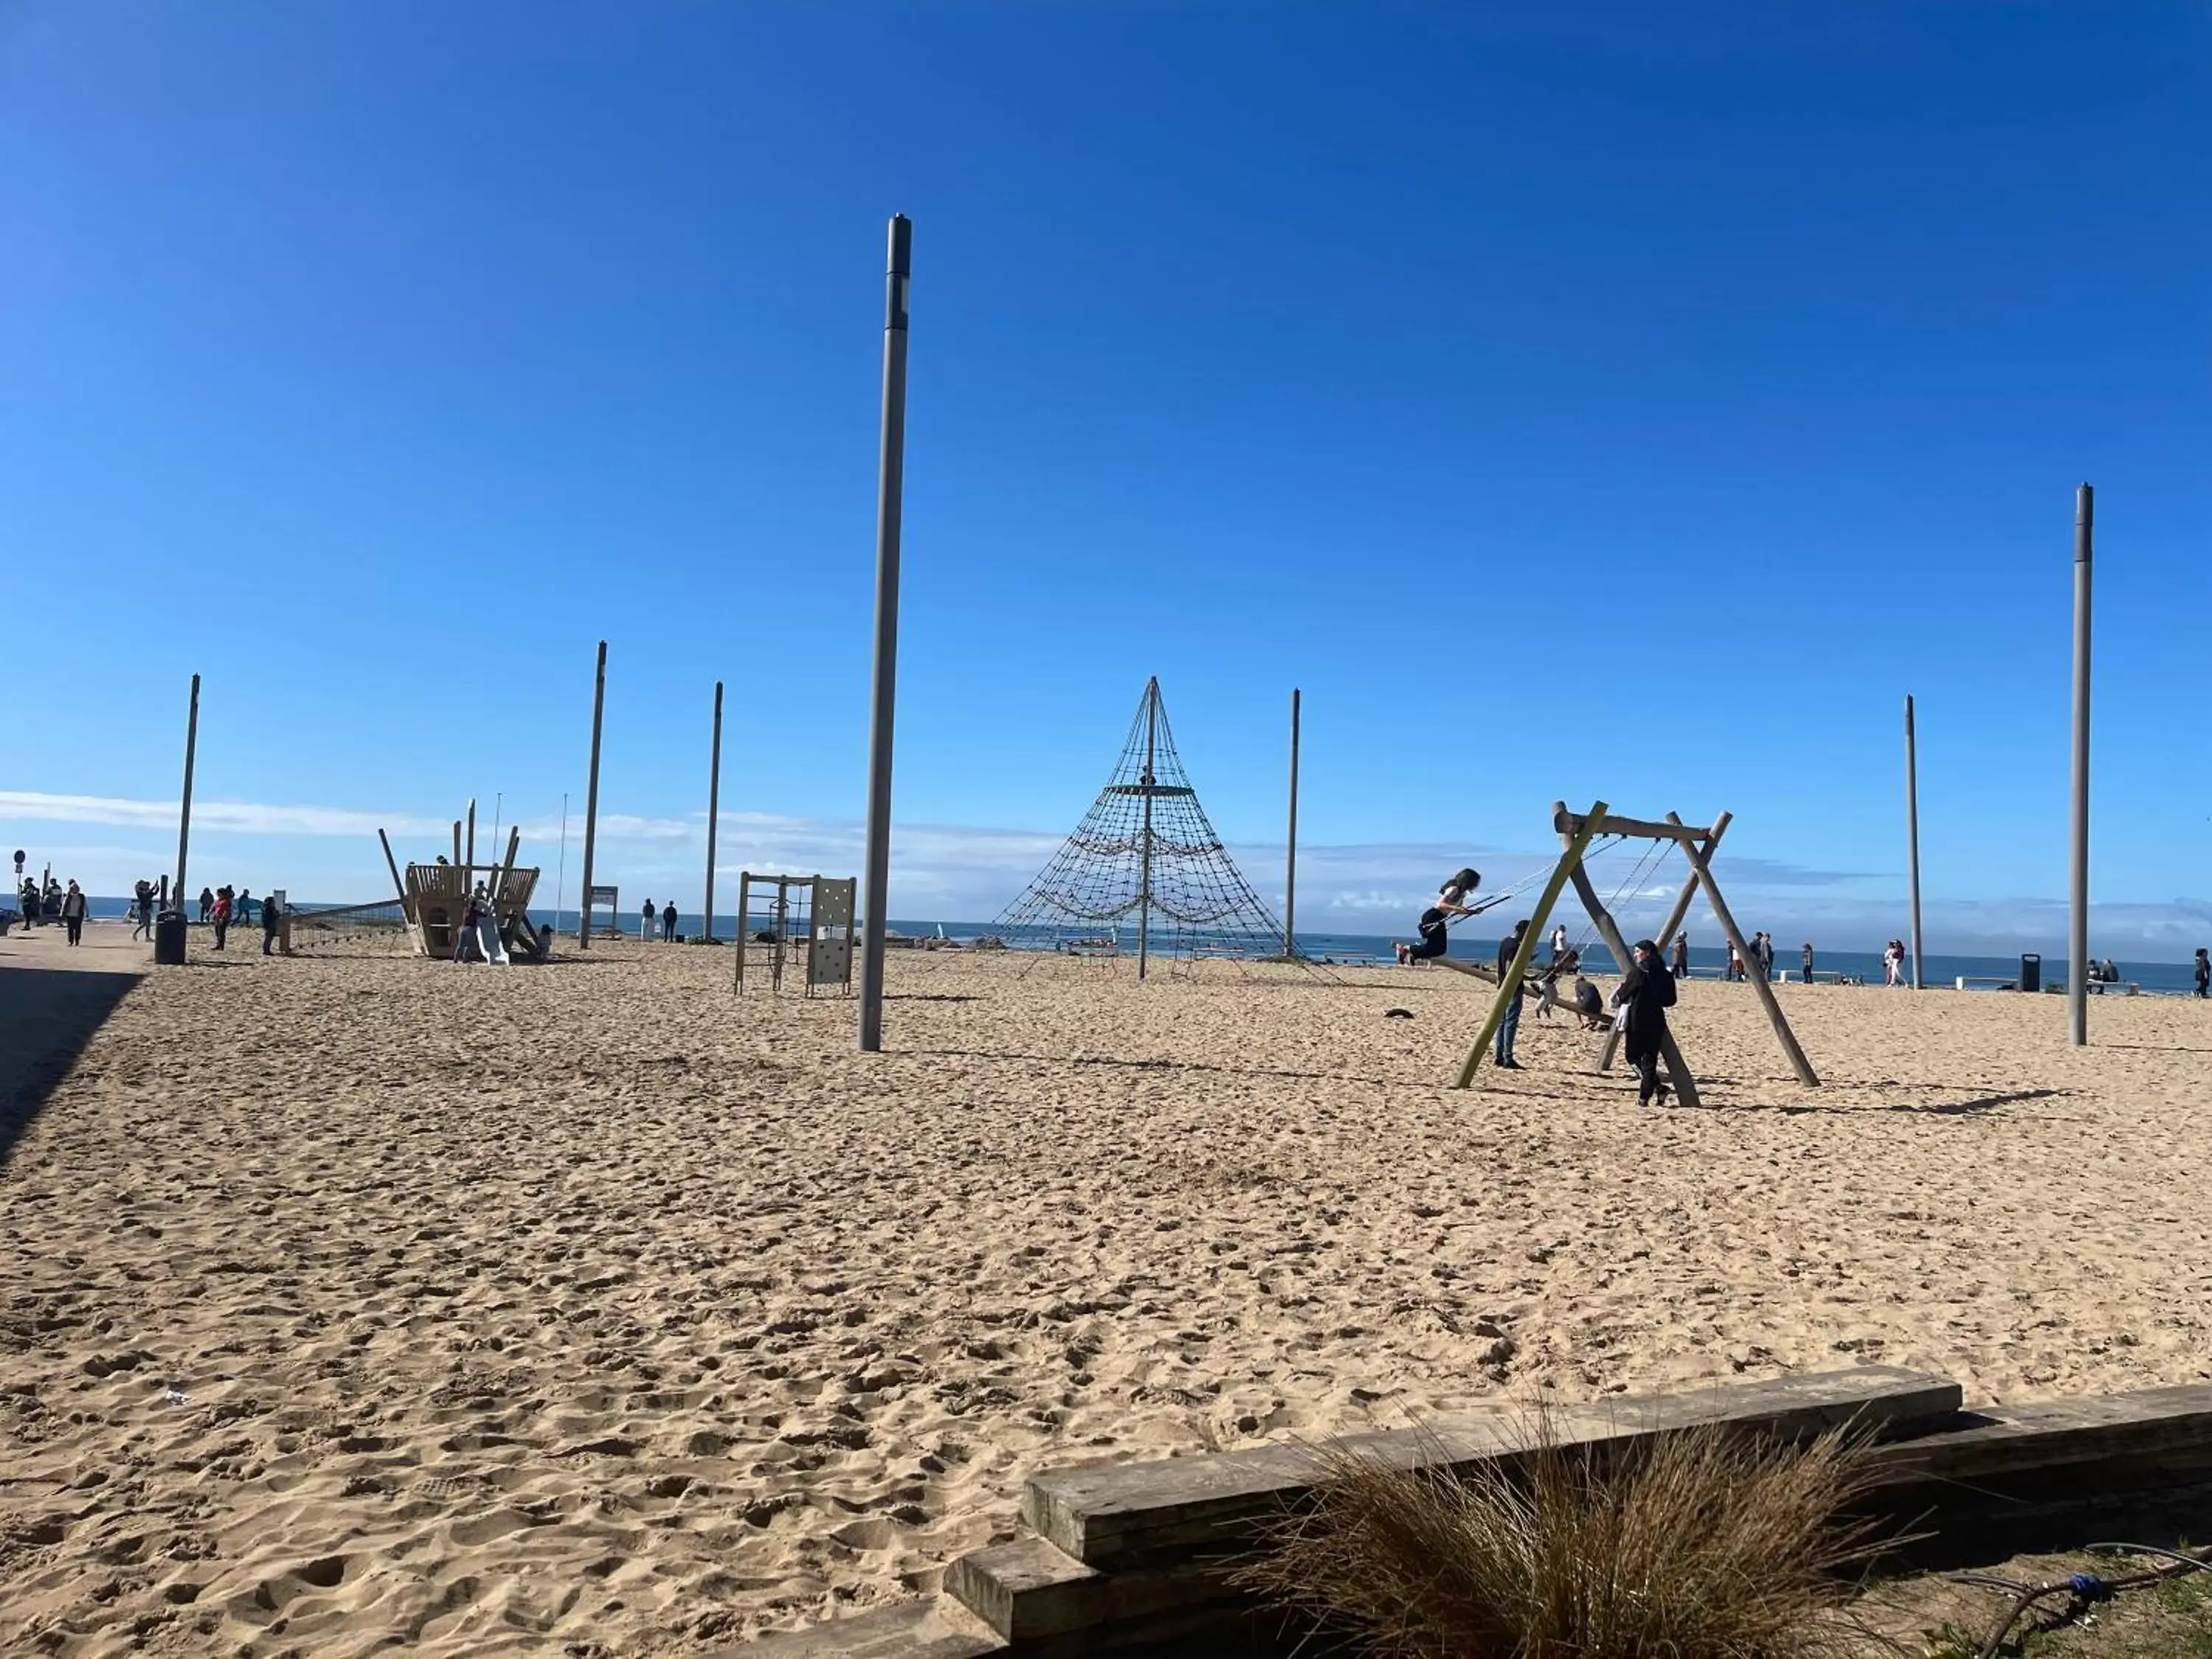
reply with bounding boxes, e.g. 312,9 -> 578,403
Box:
1615,937 -> 1679,1106
261,891 -> 283,956
1494,919 -> 1531,1070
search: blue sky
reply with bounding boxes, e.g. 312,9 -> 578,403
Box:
3,3 -> 2208,953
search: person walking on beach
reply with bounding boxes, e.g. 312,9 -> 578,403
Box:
1882,939 -> 1902,987
1394,869 -> 1480,966
1550,922 -> 1568,961
260,890 -> 282,956
1801,941 -> 1815,984
1494,918 -> 1530,1069
1755,932 -> 1775,981
211,886 -> 232,950
1672,935 -> 1690,978
641,898 -> 656,942
661,900 -> 678,943
2195,948 -> 2209,999
60,879 -> 87,946
236,888 -> 254,929
198,886 -> 214,924
1613,938 -> 1679,1107
131,878 -> 155,939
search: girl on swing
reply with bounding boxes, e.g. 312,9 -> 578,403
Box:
1395,868 -> 1481,965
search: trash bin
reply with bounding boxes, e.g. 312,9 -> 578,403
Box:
153,909 -> 187,966
2019,952 -> 2041,994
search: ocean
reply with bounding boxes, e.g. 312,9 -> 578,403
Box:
38,897 -> 2206,997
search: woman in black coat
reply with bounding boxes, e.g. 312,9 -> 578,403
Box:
1613,937 -> 1679,1107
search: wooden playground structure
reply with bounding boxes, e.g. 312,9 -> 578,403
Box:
733,872 -> 856,996
282,801 -> 548,961
1450,800 -> 1819,1100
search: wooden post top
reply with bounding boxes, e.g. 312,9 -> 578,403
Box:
1554,807 -> 1717,843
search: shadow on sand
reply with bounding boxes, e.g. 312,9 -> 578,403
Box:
0,965 -> 143,1171
912,1047 -> 1401,1088
1669,1085 -> 2073,1119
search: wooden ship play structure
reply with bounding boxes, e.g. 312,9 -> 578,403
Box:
291,801 -> 549,961
990,677 -> 1287,978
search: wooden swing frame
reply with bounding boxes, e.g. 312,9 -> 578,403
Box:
1450,799 -> 1820,1097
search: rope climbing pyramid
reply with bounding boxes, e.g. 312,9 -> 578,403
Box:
991,678 -> 1287,976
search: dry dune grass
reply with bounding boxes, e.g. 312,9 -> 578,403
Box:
1237,1417 -> 1891,1659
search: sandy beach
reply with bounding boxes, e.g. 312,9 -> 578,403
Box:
3,924 -> 2208,1655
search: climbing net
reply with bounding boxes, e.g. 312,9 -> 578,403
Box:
990,679 -> 1287,969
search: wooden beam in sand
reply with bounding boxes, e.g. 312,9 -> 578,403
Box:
1021,1363 -> 1958,1569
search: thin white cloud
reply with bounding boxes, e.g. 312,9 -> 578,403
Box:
0,790 -> 448,837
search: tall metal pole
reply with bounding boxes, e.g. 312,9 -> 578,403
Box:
858,214 -> 912,1054
1284,687 -> 1301,957
555,793 -> 569,928
173,672 -> 201,905
2068,484 -> 2093,1046
704,680 -> 724,943
1904,695 -> 1924,990
1136,678 -> 1158,981
579,641 -> 607,950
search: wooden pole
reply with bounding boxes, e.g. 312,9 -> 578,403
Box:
378,828 -> 408,909
1284,687 -> 1300,957
451,821 -> 462,869
704,680 -> 724,943
1454,800 -> 1608,1089
1567,856 -> 1700,1108
580,640 -> 607,950
465,799 -> 476,876
857,214 -> 912,1053
1675,835 -> 1821,1085
1905,696 -> 1925,990
1599,809 -> 1732,1071
734,872 -> 751,992
493,825 -> 522,900
173,672 -> 201,905
2068,484 -> 2093,1046
1136,677 -> 1158,981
